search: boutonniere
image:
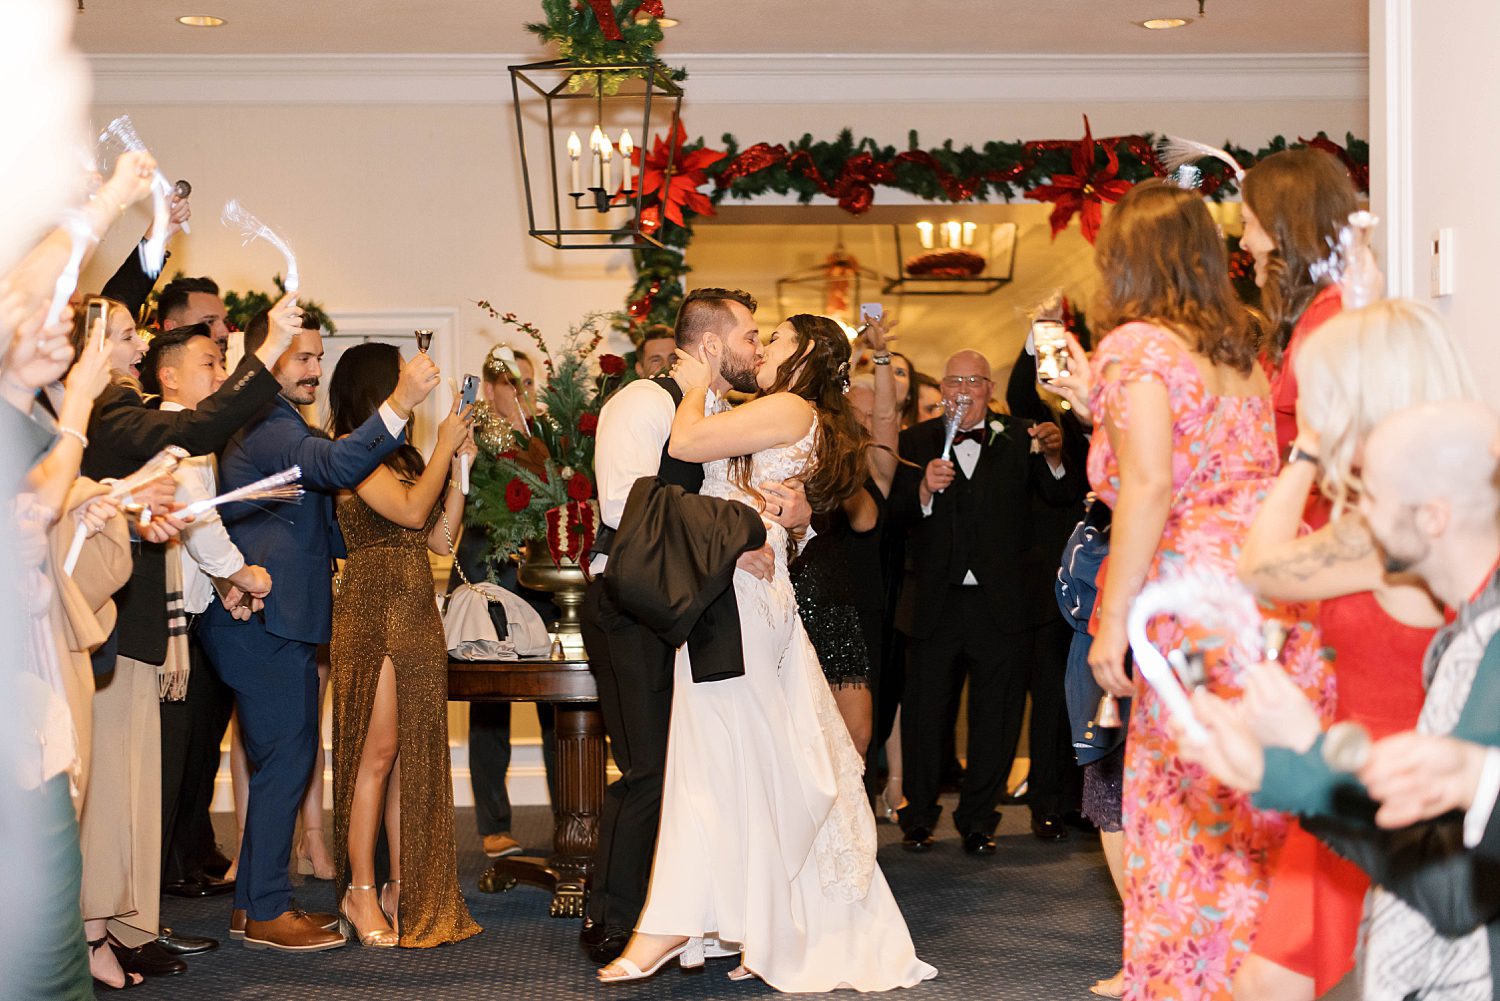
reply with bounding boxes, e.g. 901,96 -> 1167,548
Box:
987,418 -> 1006,446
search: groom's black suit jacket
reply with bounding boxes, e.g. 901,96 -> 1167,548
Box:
890,415 -> 1087,640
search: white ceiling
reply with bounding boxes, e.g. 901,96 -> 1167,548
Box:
71,0 -> 1367,56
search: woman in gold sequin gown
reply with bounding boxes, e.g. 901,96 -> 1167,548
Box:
328,343 -> 482,948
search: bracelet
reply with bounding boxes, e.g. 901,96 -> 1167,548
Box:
59,426 -> 89,449
872,352 -> 892,366
1286,444 -> 1320,467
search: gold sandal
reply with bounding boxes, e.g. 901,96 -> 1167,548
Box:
339,885 -> 398,947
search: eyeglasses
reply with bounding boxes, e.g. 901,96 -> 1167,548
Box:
941,375 -> 992,389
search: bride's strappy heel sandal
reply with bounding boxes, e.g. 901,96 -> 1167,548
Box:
597,936 -> 704,983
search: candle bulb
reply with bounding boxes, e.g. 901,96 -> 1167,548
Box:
590,124 -> 605,189
917,221 -> 934,250
618,129 -> 634,191
945,221 -> 962,249
600,133 -> 614,197
962,221 -> 977,247
567,131 -> 583,194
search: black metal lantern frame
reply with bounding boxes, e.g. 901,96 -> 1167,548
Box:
775,247 -> 888,329
882,221 -> 1017,296
508,58 -> 684,251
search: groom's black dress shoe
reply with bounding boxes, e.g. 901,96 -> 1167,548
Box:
585,928 -> 631,965
962,832 -> 997,855
1031,814 -> 1069,842
900,828 -> 934,852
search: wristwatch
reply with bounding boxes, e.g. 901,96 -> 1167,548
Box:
1286,443 -> 1320,467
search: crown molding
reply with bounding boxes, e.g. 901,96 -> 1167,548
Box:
88,52 -> 1368,106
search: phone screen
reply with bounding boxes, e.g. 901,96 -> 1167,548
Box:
860,302 -> 883,324
460,373 -> 479,410
85,297 -> 109,350
1033,319 -> 1069,382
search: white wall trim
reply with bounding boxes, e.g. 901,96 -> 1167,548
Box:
1370,0 -> 1414,295
89,52 -> 1368,107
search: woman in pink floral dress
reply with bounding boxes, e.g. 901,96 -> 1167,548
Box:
1083,182 -> 1330,1001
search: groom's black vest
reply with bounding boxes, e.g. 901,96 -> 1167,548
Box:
592,375 -> 703,558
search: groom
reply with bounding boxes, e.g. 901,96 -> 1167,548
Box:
580,288 -> 812,964
200,303 -> 439,952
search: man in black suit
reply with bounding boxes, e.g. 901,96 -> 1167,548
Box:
891,349 -> 1086,855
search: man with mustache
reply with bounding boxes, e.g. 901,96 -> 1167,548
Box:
201,299 -> 439,952
580,288 -> 811,964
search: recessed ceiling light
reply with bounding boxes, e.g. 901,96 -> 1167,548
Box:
1140,17 -> 1190,29
177,14 -> 226,27
634,12 -> 680,27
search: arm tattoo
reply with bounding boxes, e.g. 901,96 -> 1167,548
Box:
1251,515 -> 1374,582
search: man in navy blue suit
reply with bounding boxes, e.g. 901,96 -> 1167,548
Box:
200,298 -> 439,952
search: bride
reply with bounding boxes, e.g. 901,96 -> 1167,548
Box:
598,314 -> 937,992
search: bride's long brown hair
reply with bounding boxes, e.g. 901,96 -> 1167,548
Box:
731,314 -> 870,514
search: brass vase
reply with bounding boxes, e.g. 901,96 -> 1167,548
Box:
516,540 -> 589,658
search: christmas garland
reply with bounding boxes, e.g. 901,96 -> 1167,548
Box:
622,123 -> 1368,330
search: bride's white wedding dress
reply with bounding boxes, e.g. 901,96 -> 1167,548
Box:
635,418 -> 937,993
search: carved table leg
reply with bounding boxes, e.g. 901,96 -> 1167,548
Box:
547,702 -> 606,918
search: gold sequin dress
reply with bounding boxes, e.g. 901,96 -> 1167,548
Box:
330,492 -> 481,948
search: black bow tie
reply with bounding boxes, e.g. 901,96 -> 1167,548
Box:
953,427 -> 987,446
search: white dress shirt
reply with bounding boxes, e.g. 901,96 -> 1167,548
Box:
1463,745 -> 1500,848
920,424 -> 1066,585
162,400 -> 247,614
590,379 -> 680,576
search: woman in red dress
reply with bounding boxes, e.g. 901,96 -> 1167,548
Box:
1237,299 -> 1475,999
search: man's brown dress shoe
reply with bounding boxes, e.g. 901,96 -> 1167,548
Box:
231,908 -> 338,940
239,910 -> 345,952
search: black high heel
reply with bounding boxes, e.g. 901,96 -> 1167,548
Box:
88,936 -> 143,990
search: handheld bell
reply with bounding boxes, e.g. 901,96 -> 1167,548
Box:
1094,693 -> 1124,729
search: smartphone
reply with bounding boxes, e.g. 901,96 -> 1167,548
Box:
85,296 -> 109,350
460,373 -> 479,410
860,302 -> 883,324
1032,319 -> 1069,383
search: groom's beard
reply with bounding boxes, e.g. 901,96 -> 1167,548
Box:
720,351 -> 760,394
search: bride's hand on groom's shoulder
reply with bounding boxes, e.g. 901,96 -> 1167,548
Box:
672,348 -> 712,392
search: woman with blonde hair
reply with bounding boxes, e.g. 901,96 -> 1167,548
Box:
1236,298 -> 1475,1001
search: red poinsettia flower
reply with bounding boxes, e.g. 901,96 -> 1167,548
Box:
598,354 -> 626,376
577,412 -> 599,437
504,478 -> 531,513
1024,116 -> 1133,244
567,472 -> 594,502
633,121 -> 726,230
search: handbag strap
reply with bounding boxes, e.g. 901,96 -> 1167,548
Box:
442,511 -> 506,607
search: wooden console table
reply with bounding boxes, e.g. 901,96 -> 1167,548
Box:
447,657 -> 603,918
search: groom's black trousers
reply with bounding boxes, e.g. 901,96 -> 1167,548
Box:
580,579 -> 675,933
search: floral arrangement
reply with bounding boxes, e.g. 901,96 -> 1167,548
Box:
464,303 -> 632,569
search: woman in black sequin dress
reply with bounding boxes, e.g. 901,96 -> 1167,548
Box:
788,312 -> 901,758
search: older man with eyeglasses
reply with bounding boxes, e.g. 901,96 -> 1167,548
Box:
888,349 -> 1085,855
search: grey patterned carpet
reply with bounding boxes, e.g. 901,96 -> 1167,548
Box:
148,801 -> 1121,999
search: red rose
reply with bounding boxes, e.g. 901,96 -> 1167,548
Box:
567,473 -> 593,502
577,412 -> 599,437
504,478 -> 531,513
599,354 -> 626,376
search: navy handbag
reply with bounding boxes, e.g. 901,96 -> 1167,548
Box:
1055,498 -> 1128,764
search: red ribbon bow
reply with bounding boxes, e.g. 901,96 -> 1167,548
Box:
585,0 -> 624,41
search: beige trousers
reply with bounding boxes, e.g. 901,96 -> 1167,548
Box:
78,656 -> 160,947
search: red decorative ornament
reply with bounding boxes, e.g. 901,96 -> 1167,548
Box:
583,0 -> 624,41
567,472 -> 594,502
1023,116 -> 1134,244
638,0 -> 666,17
504,478 -> 532,513
598,354 -> 626,376
1297,134 -> 1370,193
635,121 -> 727,229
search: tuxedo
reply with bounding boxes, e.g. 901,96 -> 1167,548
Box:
889,414 -> 1086,838
198,396 -> 403,920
